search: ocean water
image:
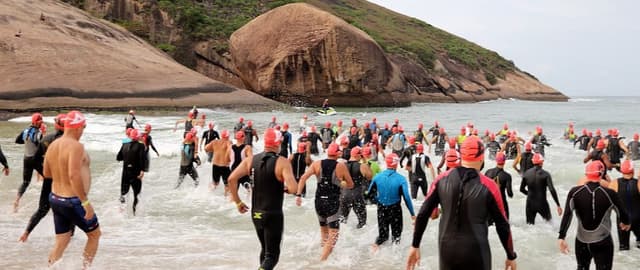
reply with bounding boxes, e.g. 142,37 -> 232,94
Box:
1,97 -> 640,269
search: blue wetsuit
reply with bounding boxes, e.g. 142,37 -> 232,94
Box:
368,169 -> 415,245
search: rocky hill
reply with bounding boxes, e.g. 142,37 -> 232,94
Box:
7,0 -> 568,108
0,0 -> 280,112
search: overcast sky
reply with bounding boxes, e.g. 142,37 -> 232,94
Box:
368,0 -> 639,97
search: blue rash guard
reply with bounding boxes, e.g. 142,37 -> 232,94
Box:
368,169 -> 415,216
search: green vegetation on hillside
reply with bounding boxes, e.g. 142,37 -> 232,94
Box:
64,0 -> 516,77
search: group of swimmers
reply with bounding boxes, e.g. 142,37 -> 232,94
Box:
3,109 -> 639,269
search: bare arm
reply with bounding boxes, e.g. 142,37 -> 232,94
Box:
360,163 -> 372,180
336,162 -> 354,189
297,161 -> 319,195
68,143 -> 88,202
228,155 -> 253,205
276,157 -> 297,194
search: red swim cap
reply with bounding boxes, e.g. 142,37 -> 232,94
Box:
439,127 -> 445,134
595,129 -> 601,136
596,139 -> 605,150
503,123 -> 509,129
532,153 -> 544,165
311,125 -> 317,132
416,143 -> 424,153
247,120 -> 253,127
185,132 -> 194,141
190,127 -> 197,135
325,121 -> 331,128
385,123 -> 389,129
364,122 -> 370,128
484,129 -> 490,136
263,128 -> 282,147
283,122 -> 289,129
275,125 -> 281,130
337,120 -> 343,126
621,160 -> 634,174
385,153 -> 400,168
64,110 -> 86,129
372,117 -> 377,122
208,122 -> 214,129
303,115 -> 308,119
145,123 -> 152,132
352,118 -> 357,125
350,146 -> 362,158
634,133 -> 639,141
31,112 -> 43,125
612,129 -> 619,137
340,136 -> 348,145
585,161 -> 605,180
460,136 -> 484,162
418,123 -> 424,130
408,136 -> 416,145
188,111 -> 194,119
445,149 -> 460,168
536,126 -> 542,134
394,118 -> 399,124
54,113 -> 66,131
327,143 -> 341,156
460,126 -> 466,134
221,130 -> 230,139
235,131 -> 244,140
362,145 -> 372,157
129,129 -> 139,140
582,129 -> 587,136
472,129 -> 479,135
398,126 -> 404,132
525,142 -> 532,152
272,116 -> 276,122
297,142 -> 307,153
495,152 -> 506,165
490,133 -> 495,140
448,137 -> 456,148
435,120 -> 440,127
239,117 -> 244,123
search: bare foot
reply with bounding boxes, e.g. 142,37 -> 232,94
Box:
371,244 -> 380,253
18,231 -> 29,242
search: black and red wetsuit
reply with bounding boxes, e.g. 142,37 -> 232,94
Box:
558,182 -> 629,270
412,167 -> 517,270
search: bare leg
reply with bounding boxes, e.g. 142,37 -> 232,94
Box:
14,195 -> 21,213
319,226 -> 329,247
82,228 -> 101,269
48,232 -> 72,266
320,228 -> 339,261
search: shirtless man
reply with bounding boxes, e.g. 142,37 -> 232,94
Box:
205,130 -> 232,196
43,111 -> 101,269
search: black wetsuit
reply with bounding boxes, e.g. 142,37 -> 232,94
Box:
141,134 -> 158,170
399,145 -> 417,169
233,122 -> 245,133
315,160 -> 342,229
412,167 -> 517,269
519,151 -> 534,175
486,141 -> 501,160
117,139 -> 148,214
520,166 -> 560,224
307,132 -> 322,155
278,131 -> 292,158
615,177 -> 640,250
434,134 -> 447,156
183,119 -> 194,138
249,151 -> 284,270
504,141 -> 518,160
627,141 -> 640,160
348,134 -> 361,149
231,144 -> 250,189
587,150 -> 609,179
575,135 -> 591,151
24,130 -> 63,234
559,182 -> 629,270
414,129 -> 425,144
531,134 -> 550,156
363,128 -> 373,144
341,147 -> 351,161
320,128 -> 334,149
379,128 -> 392,150
606,137 -> 623,165
484,167 -> 513,218
176,142 -> 199,188
0,145 -> 7,170
243,126 -> 255,146
15,125 -> 43,197
202,129 -> 219,146
339,161 -> 367,228
409,153 -> 430,199
591,135 -> 602,151
291,152 -> 307,196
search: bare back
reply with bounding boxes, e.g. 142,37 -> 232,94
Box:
44,136 -> 91,197
207,139 -> 231,166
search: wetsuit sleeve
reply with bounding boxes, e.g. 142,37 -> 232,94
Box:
400,176 -> 415,216
213,131 -> 220,140
558,188 -> 575,239
506,173 -> 513,198
288,134 -> 292,154
140,144 -> 149,172
148,136 -> 159,155
116,144 -> 124,161
0,146 -> 7,168
519,175 -> 528,195
486,188 -> 517,260
546,173 -> 561,206
607,188 -> 630,225
411,179 -> 441,248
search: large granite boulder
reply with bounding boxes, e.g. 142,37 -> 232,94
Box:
229,3 -> 407,106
